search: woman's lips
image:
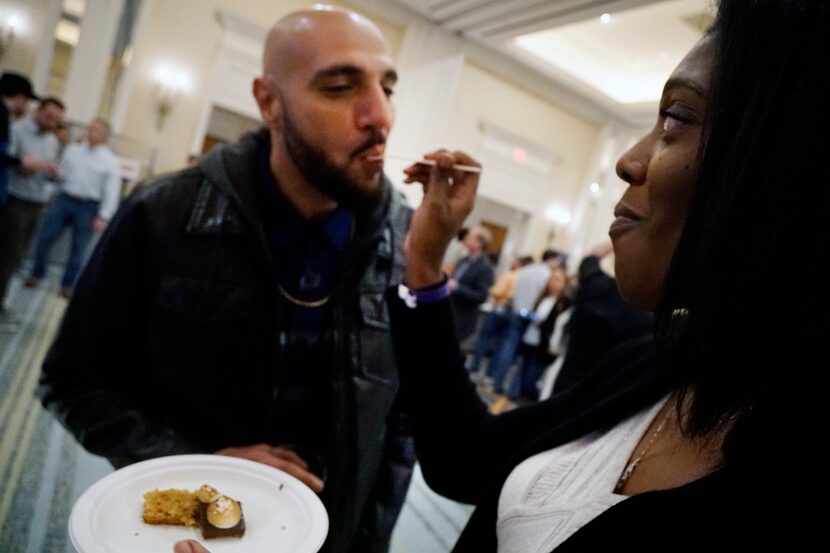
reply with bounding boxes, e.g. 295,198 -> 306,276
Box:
609,216 -> 640,235
609,203 -> 645,236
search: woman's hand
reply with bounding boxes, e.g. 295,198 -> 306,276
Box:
402,150 -> 480,288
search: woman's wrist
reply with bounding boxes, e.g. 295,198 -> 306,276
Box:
403,260 -> 444,289
398,275 -> 450,308
403,251 -> 444,288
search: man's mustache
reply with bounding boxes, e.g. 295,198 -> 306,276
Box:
350,132 -> 387,158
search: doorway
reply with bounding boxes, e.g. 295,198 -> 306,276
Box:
200,105 -> 262,155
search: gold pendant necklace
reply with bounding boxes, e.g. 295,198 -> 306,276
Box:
615,402 -> 674,492
276,214 -> 355,309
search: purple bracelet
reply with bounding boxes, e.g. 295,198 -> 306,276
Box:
397,278 -> 450,308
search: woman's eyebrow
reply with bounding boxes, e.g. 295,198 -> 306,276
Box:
663,77 -> 707,98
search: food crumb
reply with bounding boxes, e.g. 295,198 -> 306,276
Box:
281,525 -> 286,530
278,483 -> 284,491
134,532 -> 139,536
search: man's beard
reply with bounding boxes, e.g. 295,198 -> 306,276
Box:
280,99 -> 385,213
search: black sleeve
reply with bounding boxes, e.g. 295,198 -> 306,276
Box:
1,151 -> 20,168
37,195 -> 196,467
386,290 -> 573,504
1,106 -> 19,167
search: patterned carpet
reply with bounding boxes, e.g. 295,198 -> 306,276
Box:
0,268 -> 114,553
0,266 -> 472,553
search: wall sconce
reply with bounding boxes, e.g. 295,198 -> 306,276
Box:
589,182 -> 604,203
544,204 -> 572,246
0,14 -> 20,60
152,65 -> 189,131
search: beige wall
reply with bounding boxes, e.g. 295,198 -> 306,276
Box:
0,0 -> 54,78
120,0 -> 404,174
442,62 -> 601,257
6,0 -> 602,259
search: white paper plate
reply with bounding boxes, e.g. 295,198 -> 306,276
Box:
69,454 -> 328,553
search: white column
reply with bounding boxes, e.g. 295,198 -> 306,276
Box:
385,20 -> 466,206
62,0 -> 124,123
31,0 -> 63,94
109,0 -> 156,134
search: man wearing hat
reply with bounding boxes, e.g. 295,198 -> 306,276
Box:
1,72 -> 56,202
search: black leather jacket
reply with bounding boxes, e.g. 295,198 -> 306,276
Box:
37,130 -> 415,553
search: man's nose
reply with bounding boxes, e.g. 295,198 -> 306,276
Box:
355,84 -> 393,132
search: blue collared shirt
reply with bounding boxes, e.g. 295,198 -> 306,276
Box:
8,118 -> 60,203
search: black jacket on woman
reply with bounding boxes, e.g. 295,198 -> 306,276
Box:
387,292 -> 809,551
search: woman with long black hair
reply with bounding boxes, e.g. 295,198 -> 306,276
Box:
177,1 -> 826,551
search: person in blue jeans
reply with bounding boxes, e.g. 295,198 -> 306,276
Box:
507,265 -> 571,400
486,250 -> 565,393
25,119 -> 121,298
467,255 -> 533,375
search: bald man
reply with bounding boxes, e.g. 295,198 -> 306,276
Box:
38,8 -> 415,552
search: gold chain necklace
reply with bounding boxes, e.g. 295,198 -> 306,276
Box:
615,403 -> 674,492
276,216 -> 355,309
277,284 -> 333,308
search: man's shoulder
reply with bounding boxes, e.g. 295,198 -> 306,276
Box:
10,118 -> 35,140
99,146 -> 121,169
128,166 -> 205,209
517,263 -> 547,279
384,185 -> 413,230
10,117 -> 33,132
63,142 -> 85,156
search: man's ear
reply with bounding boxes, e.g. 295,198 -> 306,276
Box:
253,76 -> 281,126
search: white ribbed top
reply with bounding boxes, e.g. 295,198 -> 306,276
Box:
497,396 -> 668,552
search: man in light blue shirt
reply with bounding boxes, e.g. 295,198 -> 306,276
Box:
0,97 -> 64,319
25,119 -> 122,298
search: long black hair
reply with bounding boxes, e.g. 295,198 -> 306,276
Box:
656,0 -> 829,476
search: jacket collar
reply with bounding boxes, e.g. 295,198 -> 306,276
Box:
190,128 -> 404,263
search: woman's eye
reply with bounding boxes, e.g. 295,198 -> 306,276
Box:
659,108 -> 692,132
662,114 -> 684,132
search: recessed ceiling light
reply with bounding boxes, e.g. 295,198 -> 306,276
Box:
600,13 -> 611,24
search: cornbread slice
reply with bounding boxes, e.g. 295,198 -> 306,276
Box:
142,488 -> 199,527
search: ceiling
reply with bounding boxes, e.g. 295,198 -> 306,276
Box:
360,0 -> 714,122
